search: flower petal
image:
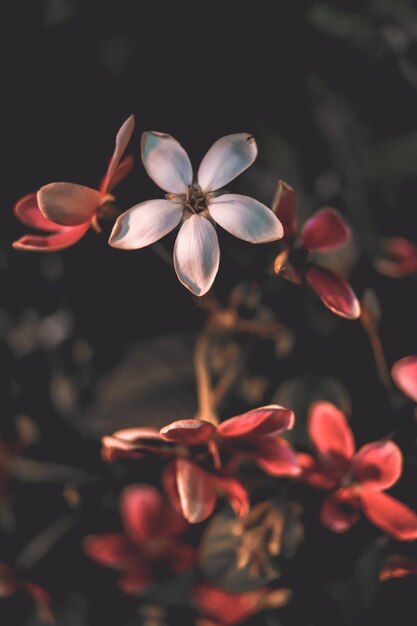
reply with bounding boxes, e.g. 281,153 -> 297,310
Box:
380,555 -> 417,581
218,405 -> 294,439
197,133 -> 257,192
175,459 -> 217,523
247,436 -> 301,477
194,583 -> 264,626
375,237 -> 417,278
101,428 -> 164,462
321,488 -> 360,533
271,180 -> 297,243
208,194 -> 283,243
352,441 -> 402,489
13,223 -> 89,252
213,475 -> 249,517
160,419 -> 216,445
306,265 -> 361,320
392,355 -> 417,403
37,182 -> 101,226
359,489 -> 417,541
105,155 -> 134,193
83,533 -> 132,568
173,215 -> 220,296
109,199 -> 183,249
308,401 -> 355,470
102,114 -> 135,193
121,484 -> 167,543
141,131 -> 193,193
14,193 -> 60,231
301,208 -> 351,251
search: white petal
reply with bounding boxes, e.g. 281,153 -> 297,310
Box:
108,199 -> 183,249
141,131 -> 193,194
208,194 -> 283,243
197,133 -> 257,192
173,215 -> 220,296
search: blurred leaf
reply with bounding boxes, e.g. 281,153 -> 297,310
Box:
16,515 -> 77,569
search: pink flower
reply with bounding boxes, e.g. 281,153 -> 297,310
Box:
109,132 -> 283,296
194,583 -> 291,626
13,115 -> 135,251
375,237 -> 417,278
392,355 -> 417,403
298,401 -> 417,540
101,406 -> 300,524
0,563 -> 54,623
83,484 -> 195,594
272,181 -> 360,320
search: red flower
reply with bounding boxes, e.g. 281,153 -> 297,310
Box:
298,401 -> 417,540
101,406 -> 300,524
194,583 -> 291,626
0,563 -> 54,623
13,115 -> 135,251
375,237 -> 417,278
84,484 -> 195,594
392,355 -> 417,403
272,181 -> 360,320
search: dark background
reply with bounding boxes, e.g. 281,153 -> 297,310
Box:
1,1 -> 417,625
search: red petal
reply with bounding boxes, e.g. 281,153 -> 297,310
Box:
14,193 -> 60,231
160,419 -> 216,445
218,405 -> 294,439
308,401 -> 355,470
194,583 -> 264,626
13,223 -> 89,252
101,115 -> 135,193
380,555 -> 417,581
24,583 -> 55,624
392,355 -> 417,403
352,441 -> 402,489
176,459 -> 217,523
301,208 -> 350,251
213,475 -> 249,517
271,180 -> 297,243
375,237 -> 417,278
359,489 -> 417,541
247,436 -> 301,477
103,155 -> 134,193
121,484 -> 177,543
83,533 -> 132,567
297,452 -> 338,489
306,265 -> 361,320
320,488 -> 360,533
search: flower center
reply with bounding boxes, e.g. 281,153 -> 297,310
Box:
167,184 -> 211,216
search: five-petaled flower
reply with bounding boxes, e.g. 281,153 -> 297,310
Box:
272,180 -> 361,320
392,355 -> 417,404
83,484 -> 195,594
13,115 -> 135,251
101,405 -> 299,524
298,401 -> 417,540
109,132 -> 283,296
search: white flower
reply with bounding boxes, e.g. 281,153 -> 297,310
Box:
109,132 -> 283,296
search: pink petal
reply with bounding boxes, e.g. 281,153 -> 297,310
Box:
176,459 -> 217,523
306,265 -> 361,320
247,436 -> 301,477
359,489 -> 417,541
271,180 -> 297,243
102,114 -> 135,193
24,583 -> 55,624
320,488 -> 360,533
213,475 -> 250,517
173,215 -> 220,297
375,237 -> 417,278
160,419 -> 216,445
37,182 -> 101,226
194,583 -> 264,626
352,441 -> 402,489
13,223 -> 90,252
141,131 -> 193,194
83,533 -> 132,567
14,193 -> 60,231
121,484 -> 168,543
301,208 -> 351,251
308,401 -> 355,470
380,555 -> 417,581
297,453 -> 339,489
218,405 -> 294,439
392,355 -> 417,403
